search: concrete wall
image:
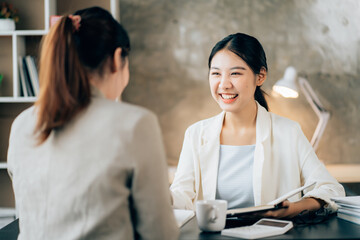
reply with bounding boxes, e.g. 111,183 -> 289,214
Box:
120,0 -> 360,165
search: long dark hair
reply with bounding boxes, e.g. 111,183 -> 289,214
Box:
208,33 -> 268,111
35,7 -> 130,144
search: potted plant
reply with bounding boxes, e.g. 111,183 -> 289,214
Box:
0,2 -> 19,31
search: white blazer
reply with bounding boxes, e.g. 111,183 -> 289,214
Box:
170,102 -> 345,212
8,90 -> 179,240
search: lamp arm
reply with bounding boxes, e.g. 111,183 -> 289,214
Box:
298,77 -> 330,151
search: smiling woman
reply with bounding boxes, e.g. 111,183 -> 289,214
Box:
170,33 -> 345,219
208,33 -> 268,113
209,50 -> 265,118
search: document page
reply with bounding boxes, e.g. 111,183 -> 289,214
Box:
173,209 -> 195,228
227,182 -> 316,217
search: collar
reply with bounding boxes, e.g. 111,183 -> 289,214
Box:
255,102 -> 271,143
202,101 -> 271,143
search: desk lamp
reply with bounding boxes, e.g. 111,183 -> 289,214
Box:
272,66 -> 330,151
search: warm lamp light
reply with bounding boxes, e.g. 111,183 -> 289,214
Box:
272,66 -> 299,98
272,85 -> 299,98
272,66 -> 330,151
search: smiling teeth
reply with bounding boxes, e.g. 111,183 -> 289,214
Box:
221,94 -> 237,99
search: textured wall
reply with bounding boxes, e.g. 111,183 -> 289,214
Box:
120,0 -> 360,165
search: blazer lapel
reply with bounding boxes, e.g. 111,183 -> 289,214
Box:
199,112 -> 224,200
253,103 -> 272,205
197,104 -> 273,205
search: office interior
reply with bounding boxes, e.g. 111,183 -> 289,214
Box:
0,0 -> 359,217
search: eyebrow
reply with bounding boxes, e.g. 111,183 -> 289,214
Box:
210,66 -> 246,70
230,66 -> 246,70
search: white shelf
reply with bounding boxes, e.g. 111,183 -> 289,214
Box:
0,97 -> 36,103
1,0 -> 120,102
15,30 -> 48,36
0,30 -> 48,36
0,163 -> 7,170
0,31 -> 14,36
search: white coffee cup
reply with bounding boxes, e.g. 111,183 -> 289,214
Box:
195,200 -> 227,232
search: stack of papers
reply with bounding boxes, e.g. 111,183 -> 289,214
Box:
0,208 -> 16,229
173,209 -> 195,228
331,196 -> 360,225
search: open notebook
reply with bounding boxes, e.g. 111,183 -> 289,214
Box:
173,209 -> 195,228
227,182 -> 316,217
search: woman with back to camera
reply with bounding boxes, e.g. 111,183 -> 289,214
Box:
170,33 -> 345,218
7,7 -> 178,240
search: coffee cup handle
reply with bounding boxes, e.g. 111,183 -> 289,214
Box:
210,205 -> 218,222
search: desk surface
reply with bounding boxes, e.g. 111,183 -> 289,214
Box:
180,215 -> 360,239
1,215 -> 360,239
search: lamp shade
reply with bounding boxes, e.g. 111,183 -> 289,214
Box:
272,66 -> 299,98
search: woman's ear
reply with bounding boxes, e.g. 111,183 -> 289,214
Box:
256,67 -> 267,86
112,47 -> 123,73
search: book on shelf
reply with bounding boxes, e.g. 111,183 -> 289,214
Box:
24,56 -> 40,96
18,68 -> 25,97
22,57 -> 35,97
18,56 -> 30,97
227,182 -> 316,217
18,55 -> 39,97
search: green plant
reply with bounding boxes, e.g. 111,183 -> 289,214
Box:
0,2 -> 19,23
0,74 -> 3,85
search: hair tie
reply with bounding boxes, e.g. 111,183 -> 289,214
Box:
68,15 -> 81,32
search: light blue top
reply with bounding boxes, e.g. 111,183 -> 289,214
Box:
216,144 -> 255,209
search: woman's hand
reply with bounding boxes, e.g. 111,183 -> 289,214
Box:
262,198 -> 325,219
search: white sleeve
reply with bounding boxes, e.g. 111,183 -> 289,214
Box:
170,128 -> 197,210
296,124 -> 345,212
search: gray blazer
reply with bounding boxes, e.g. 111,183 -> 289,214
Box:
7,93 -> 179,240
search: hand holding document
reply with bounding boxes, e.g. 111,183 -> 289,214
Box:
227,182 -> 316,217
267,182 -> 316,205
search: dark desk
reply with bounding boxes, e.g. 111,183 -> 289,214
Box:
0,219 -> 18,240
180,216 -> 360,239
1,216 -> 360,239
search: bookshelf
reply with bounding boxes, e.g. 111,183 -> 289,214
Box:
0,0 -> 120,207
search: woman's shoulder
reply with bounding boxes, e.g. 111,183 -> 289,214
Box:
92,98 -> 155,120
185,112 -> 223,134
267,111 -> 303,135
90,98 -> 158,131
11,106 -> 36,132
